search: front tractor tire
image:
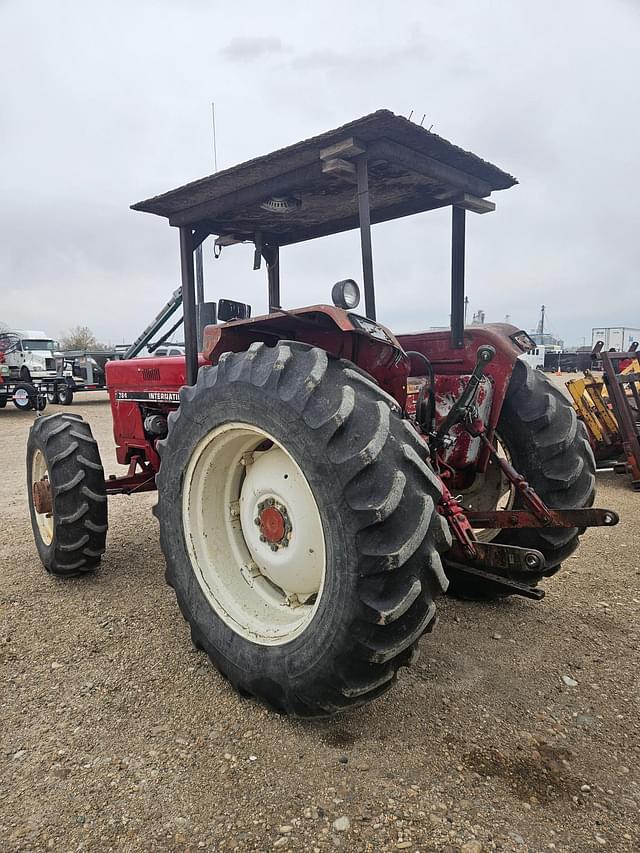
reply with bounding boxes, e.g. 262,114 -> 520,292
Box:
27,414 -> 108,577
156,342 -> 450,717
447,359 -> 596,599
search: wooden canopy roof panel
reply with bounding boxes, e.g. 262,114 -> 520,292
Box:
132,110 -> 517,245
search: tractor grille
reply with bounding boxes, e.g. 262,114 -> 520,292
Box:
141,367 -> 161,382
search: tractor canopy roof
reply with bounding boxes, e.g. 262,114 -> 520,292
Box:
132,110 -> 517,246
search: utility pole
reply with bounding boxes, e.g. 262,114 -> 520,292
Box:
464,295 -> 469,324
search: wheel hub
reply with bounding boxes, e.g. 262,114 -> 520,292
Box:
182,423 -> 327,645
240,447 -> 323,597
31,448 -> 54,546
32,477 -> 52,515
255,499 -> 291,549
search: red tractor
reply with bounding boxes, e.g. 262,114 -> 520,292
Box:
27,111 -> 617,717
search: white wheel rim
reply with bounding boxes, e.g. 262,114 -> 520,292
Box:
31,448 -> 54,545
457,434 -> 515,543
14,388 -> 30,408
182,423 -> 326,646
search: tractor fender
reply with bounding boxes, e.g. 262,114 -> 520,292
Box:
203,304 -> 411,407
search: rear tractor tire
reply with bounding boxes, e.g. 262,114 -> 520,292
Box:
156,342 -> 451,717
27,414 -> 108,577
447,359 -> 596,599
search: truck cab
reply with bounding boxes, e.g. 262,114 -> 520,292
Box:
518,344 -> 546,370
0,330 -> 60,381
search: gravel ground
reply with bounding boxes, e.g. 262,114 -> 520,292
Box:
1,392 -> 638,853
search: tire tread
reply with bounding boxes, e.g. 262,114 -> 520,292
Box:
27,414 -> 107,577
157,341 -> 449,716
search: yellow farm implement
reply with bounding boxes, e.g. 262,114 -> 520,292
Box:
567,343 -> 640,490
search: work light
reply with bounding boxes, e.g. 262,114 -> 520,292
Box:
331,279 -> 360,310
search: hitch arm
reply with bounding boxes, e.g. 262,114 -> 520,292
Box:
465,508 -> 619,529
471,430 -> 620,530
473,429 -> 556,524
464,427 -> 620,531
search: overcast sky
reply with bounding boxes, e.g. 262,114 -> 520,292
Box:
1,0 -> 639,347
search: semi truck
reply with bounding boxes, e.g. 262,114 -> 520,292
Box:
592,327 -> 640,352
0,330 -> 59,381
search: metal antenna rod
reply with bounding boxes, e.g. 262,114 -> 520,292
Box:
211,102 -> 218,172
195,102 -> 219,326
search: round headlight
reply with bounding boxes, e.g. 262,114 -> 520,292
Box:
331,279 -> 360,310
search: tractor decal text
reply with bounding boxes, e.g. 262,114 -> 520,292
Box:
115,390 -> 181,403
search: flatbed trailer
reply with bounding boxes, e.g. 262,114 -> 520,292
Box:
0,378 -> 46,411
42,350 -> 121,405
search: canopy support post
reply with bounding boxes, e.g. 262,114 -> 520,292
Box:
195,243 -> 205,305
451,205 -> 466,349
356,156 -> 376,321
263,244 -> 281,311
179,226 -> 199,385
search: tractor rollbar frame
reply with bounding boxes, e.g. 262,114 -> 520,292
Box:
179,227 -> 209,386
451,206 -> 465,349
177,153 -> 382,382
166,114 -> 504,387
176,157 -> 479,380
262,244 -> 281,312
356,155 -> 376,321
